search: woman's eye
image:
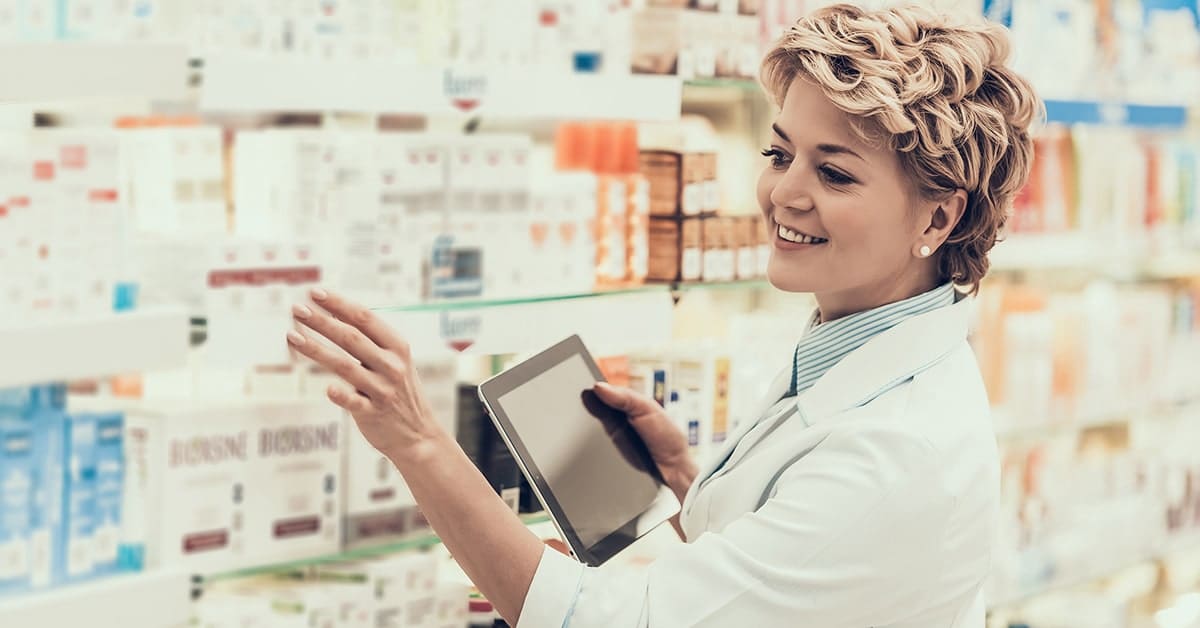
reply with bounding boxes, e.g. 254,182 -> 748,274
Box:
819,165 -> 856,186
760,148 -> 791,170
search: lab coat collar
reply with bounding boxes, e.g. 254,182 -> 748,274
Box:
791,294 -> 973,423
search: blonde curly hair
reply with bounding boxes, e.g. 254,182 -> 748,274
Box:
761,3 -> 1041,294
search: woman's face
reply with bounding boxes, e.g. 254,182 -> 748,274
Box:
757,78 -> 947,321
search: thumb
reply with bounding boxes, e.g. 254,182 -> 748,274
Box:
592,381 -> 633,411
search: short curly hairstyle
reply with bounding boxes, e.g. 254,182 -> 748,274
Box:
761,3 -> 1041,294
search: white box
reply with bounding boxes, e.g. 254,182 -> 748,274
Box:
124,401 -> 250,573
242,401 -> 343,566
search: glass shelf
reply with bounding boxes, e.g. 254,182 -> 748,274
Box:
683,78 -> 762,91
371,280 -> 774,314
674,278 -> 771,293
372,285 -> 669,313
203,513 -> 553,585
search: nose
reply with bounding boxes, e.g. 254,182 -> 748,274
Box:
769,164 -> 816,214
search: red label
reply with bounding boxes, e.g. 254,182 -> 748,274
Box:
273,517 -> 320,539
0,206 -> 7,218
369,488 -> 396,502
451,98 -> 481,112
447,340 -> 475,353
33,161 -> 54,181
208,266 -> 320,288
183,530 -> 229,553
88,189 -> 119,203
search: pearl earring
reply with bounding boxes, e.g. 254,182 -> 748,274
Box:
919,245 -> 932,258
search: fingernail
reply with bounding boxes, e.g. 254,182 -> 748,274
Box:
292,303 -> 312,319
286,330 -> 306,346
311,288 -> 329,301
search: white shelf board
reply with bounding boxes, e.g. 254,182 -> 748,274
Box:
0,42 -> 189,103
0,307 -> 189,388
0,571 -> 191,628
200,53 -> 683,121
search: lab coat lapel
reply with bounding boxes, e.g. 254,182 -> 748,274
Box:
796,296 -> 973,424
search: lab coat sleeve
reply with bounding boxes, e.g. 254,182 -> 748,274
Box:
516,425 -> 949,628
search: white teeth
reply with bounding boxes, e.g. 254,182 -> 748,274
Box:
776,223 -> 827,244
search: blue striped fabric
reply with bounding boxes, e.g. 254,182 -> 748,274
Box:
787,283 -> 957,397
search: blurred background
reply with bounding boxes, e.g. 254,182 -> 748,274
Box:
1,1 -> 1200,627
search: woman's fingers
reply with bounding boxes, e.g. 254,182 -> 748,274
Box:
291,303 -> 395,375
326,382 -> 374,414
310,289 -> 412,358
286,329 -> 389,401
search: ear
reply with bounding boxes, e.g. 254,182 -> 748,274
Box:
915,189 -> 968,257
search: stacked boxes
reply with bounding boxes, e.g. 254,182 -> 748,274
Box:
0,385 -> 127,596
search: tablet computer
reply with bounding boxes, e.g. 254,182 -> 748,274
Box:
477,335 -> 680,566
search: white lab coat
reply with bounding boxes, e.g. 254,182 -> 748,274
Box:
519,297 -> 999,628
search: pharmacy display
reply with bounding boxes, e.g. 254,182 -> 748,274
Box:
3,1 -> 1200,627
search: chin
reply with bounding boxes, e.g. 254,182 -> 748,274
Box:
766,258 -> 819,293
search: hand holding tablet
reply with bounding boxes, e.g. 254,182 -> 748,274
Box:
478,335 -> 680,566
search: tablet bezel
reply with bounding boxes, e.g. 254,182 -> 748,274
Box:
477,334 -> 679,566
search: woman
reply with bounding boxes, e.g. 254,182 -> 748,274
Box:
285,4 -> 1039,627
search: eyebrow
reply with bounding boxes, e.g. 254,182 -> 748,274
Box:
772,123 -> 866,162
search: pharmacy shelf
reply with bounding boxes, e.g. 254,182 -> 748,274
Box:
993,396 -> 1200,441
988,532 -> 1200,611
0,570 -> 191,628
989,232 -> 1200,277
683,78 -> 760,90
0,42 -> 190,103
203,513 -> 553,585
0,307 -> 190,389
1043,99 -> 1189,130
199,54 -> 683,121
377,287 -> 675,357
673,278 -> 771,293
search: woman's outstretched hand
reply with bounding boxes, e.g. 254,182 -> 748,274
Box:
286,288 -> 445,460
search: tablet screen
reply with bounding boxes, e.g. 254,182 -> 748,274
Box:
496,353 -> 662,548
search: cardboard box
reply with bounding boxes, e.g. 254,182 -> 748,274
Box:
735,216 -> 759,280
647,216 -> 704,282
702,217 -> 736,282
639,150 -> 710,217
631,8 -> 684,76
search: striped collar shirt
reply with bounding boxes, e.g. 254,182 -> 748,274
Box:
788,283 -> 958,397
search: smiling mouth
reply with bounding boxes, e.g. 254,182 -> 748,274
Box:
774,221 -> 828,245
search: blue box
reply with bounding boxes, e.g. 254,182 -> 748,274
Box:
55,414 -> 98,585
89,413 -> 124,576
29,410 -> 65,591
0,420 -> 36,597
0,384 -> 66,419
